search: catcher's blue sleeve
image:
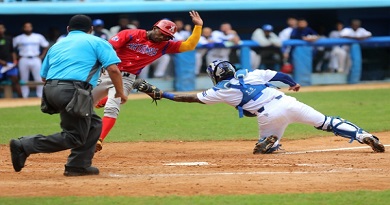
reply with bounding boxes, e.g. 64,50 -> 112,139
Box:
270,72 -> 297,87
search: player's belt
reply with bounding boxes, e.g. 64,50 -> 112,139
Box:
258,95 -> 283,113
121,71 -> 134,77
23,56 -> 38,58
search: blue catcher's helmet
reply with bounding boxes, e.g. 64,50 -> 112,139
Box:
206,60 -> 236,85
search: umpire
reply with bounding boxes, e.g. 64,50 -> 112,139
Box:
9,15 -> 127,176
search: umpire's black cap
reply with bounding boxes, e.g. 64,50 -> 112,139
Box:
68,14 -> 92,33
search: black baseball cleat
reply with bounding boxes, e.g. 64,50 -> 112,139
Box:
64,165 -> 100,176
9,139 -> 29,172
363,135 -> 385,153
253,135 -> 278,154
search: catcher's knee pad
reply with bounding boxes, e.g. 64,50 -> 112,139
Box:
316,116 -> 363,143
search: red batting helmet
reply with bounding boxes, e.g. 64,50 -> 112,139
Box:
153,19 -> 177,39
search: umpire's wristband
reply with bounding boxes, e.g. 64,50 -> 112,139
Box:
162,92 -> 175,100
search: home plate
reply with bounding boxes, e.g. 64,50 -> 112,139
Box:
164,162 -> 209,166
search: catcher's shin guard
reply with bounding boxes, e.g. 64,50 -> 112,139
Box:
316,116 -> 376,144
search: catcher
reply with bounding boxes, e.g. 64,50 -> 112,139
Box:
133,60 -> 385,154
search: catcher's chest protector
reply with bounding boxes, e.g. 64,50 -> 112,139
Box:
214,79 -> 267,118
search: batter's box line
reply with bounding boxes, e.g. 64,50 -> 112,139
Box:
280,144 -> 390,155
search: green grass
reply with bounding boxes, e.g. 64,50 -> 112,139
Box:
1,88 -> 389,144
1,190 -> 390,205
1,88 -> 390,204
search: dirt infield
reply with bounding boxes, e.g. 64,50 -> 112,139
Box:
1,135 -> 390,197
1,82 -> 390,197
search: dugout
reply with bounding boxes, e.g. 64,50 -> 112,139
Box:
0,0 -> 389,91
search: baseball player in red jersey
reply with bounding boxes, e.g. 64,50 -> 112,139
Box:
92,10 -> 203,152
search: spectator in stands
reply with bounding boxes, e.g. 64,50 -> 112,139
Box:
339,19 -> 372,74
290,18 -> 319,42
251,24 -> 282,71
206,22 -> 241,66
195,26 -> 213,76
173,19 -> 191,41
278,17 -> 297,63
279,17 -> 297,42
328,21 -> 350,73
173,18 -> 191,41
340,19 -> 372,40
184,23 -> 192,33
13,22 -> 49,98
130,19 -> 140,29
92,19 -> 111,40
0,22 -> 22,98
290,18 -> 320,72
109,15 -> 137,38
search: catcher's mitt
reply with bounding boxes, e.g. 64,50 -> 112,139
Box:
132,78 -> 162,105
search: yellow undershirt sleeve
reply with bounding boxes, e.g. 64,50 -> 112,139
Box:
178,25 -> 202,52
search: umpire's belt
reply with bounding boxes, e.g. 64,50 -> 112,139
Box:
258,95 -> 283,113
46,79 -> 91,89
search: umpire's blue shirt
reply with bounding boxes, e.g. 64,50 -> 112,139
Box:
40,30 -> 120,87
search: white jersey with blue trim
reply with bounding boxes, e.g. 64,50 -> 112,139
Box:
197,69 -> 285,114
13,33 -> 49,57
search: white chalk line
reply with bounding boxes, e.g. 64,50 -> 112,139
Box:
107,171 -> 315,178
106,168 -> 379,178
164,162 -> 209,166
281,144 -> 390,155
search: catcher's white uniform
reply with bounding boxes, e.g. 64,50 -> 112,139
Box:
197,69 -> 382,152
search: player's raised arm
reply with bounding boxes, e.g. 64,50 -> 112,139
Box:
189,10 -> 203,26
178,10 -> 203,52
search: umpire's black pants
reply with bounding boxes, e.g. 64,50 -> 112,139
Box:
19,80 -> 101,168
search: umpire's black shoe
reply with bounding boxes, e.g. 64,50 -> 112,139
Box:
64,165 -> 100,176
10,139 -> 29,172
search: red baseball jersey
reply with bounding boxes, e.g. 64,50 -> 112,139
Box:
109,29 -> 182,75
